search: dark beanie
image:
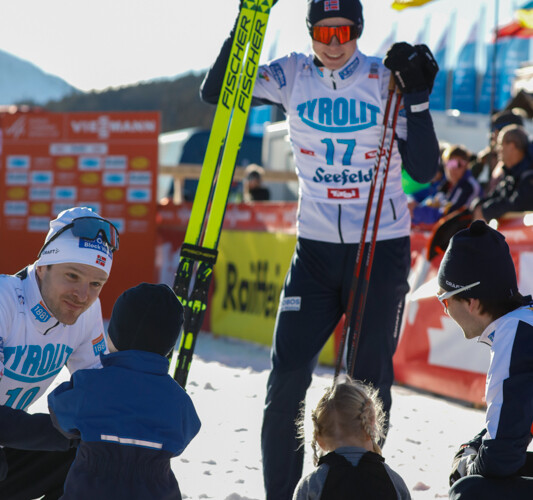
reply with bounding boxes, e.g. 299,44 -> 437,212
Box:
108,283 -> 184,357
438,220 -> 518,300
306,0 -> 364,36
491,109 -> 524,132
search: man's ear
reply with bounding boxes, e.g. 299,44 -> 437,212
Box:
467,297 -> 482,314
35,265 -> 44,279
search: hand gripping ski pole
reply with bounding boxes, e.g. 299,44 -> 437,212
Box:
334,76 -> 402,380
172,0 -> 274,388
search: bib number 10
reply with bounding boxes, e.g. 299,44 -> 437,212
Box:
321,138 -> 356,166
5,387 -> 40,410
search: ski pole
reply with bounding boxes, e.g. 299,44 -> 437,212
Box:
333,75 -> 397,380
346,83 -> 402,378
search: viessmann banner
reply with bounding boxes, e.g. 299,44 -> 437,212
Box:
0,110 -> 160,318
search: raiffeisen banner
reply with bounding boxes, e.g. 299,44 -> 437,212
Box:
211,229 -> 336,366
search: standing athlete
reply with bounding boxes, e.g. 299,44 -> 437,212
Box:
201,1 -> 440,498
0,206 -> 119,499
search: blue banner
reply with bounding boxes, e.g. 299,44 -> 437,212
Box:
450,26 -> 478,113
479,38 -> 530,113
450,45 -> 477,112
430,45 -> 447,110
247,105 -> 272,137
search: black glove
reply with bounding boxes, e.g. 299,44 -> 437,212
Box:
449,444 -> 477,486
415,44 -> 439,93
449,430 -> 486,486
383,42 -> 427,94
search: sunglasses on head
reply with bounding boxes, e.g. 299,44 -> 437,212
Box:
38,216 -> 120,258
311,25 -> 358,45
437,281 -> 480,313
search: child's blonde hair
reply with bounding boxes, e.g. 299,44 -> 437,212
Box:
301,377 -> 385,465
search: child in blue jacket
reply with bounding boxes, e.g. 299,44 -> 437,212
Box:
48,283 -> 201,500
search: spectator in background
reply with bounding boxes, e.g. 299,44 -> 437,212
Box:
470,147 -> 498,193
472,108 -> 527,192
406,141 -> 448,207
472,125 -> 533,222
412,145 -> 482,225
244,164 -> 270,202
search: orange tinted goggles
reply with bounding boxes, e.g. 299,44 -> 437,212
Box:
311,25 -> 358,45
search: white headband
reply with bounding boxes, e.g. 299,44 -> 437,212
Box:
36,207 -> 114,276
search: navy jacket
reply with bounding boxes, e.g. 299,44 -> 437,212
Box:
468,305 -> 533,478
0,406 -> 74,481
478,157 -> 533,220
48,350 -> 201,500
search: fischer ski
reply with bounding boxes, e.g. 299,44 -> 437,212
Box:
172,0 -> 274,388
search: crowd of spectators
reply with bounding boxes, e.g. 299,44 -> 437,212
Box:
408,108 -> 533,229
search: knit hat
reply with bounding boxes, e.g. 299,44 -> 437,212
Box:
37,207 -> 117,276
491,109 -> 525,132
107,283 -> 184,357
306,0 -> 364,36
437,220 -> 518,300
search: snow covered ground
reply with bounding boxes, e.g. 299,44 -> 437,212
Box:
171,333 -> 486,500
34,332 -> 487,500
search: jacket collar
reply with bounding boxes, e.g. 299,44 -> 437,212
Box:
503,156 -> 531,179
313,49 -> 364,90
23,263 -> 62,335
100,350 -> 170,375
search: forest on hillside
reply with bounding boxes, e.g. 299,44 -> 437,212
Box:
42,72 -> 215,133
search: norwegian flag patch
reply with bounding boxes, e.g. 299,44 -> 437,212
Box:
325,0 -> 339,11
96,255 -> 107,267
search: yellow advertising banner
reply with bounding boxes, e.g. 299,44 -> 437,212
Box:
391,0 -> 436,11
211,230 -> 335,365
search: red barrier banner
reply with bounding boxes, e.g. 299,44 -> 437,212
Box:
0,110 -> 160,318
156,201 -> 298,233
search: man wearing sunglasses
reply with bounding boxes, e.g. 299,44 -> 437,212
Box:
0,206 -> 119,499
436,220 -> 533,499
201,1 -> 440,498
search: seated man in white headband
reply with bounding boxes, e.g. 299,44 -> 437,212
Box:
0,206 -> 119,499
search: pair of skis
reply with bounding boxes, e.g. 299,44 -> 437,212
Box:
171,0 -> 274,388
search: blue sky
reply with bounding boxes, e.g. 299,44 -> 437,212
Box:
0,0 -> 521,92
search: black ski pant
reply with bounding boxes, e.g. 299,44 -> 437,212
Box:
449,452 -> 533,499
261,236 -> 410,500
0,447 -> 76,500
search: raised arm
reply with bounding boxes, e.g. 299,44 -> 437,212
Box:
384,43 -> 440,184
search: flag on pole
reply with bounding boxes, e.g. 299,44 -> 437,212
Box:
391,0 -> 436,11
517,1 -> 533,29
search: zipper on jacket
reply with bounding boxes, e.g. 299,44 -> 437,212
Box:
43,321 -> 60,335
330,71 -> 337,90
